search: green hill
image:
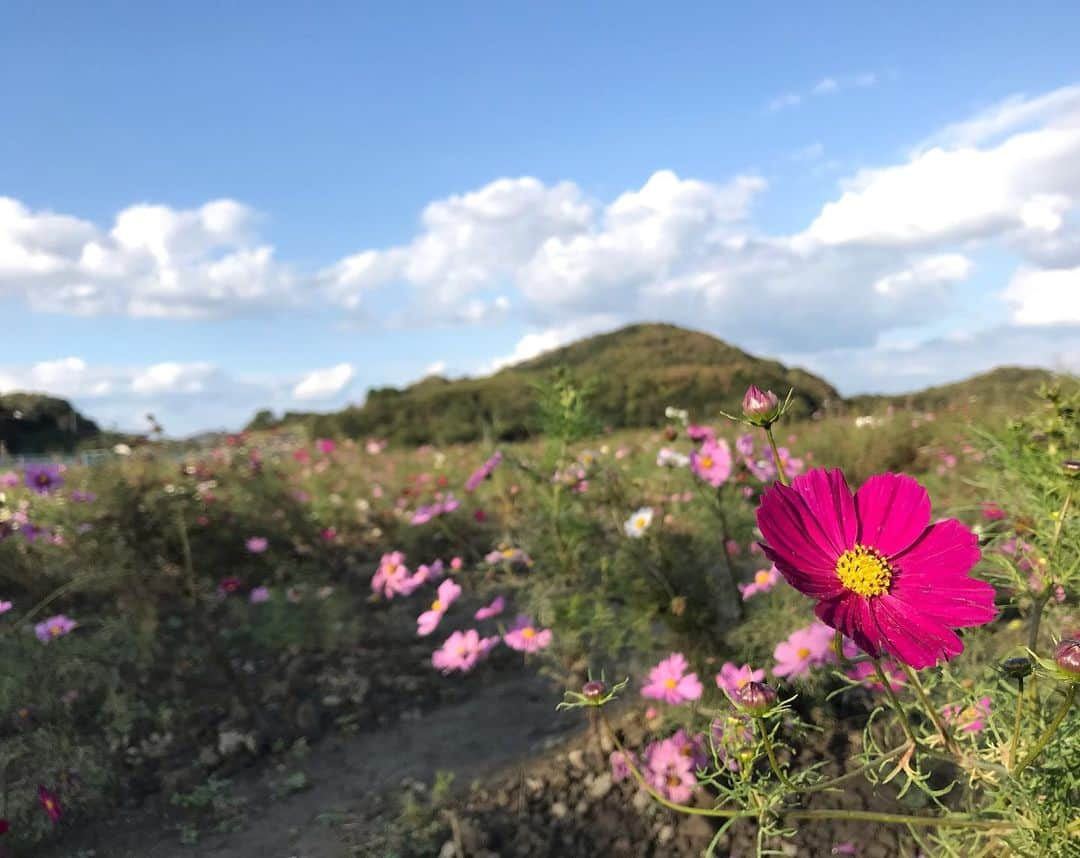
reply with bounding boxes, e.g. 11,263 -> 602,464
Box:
259,323 -> 842,445
0,393 -> 102,455
845,366 -> 1071,413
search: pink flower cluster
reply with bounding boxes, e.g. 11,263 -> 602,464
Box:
641,729 -> 707,802
689,438 -> 732,487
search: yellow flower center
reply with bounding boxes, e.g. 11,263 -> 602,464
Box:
664,677 -> 678,689
835,544 -> 893,597
701,457 -> 714,469
50,626 -> 63,636
431,600 -> 443,612
736,677 -> 749,689
667,774 -> 681,787
755,570 -> 771,584
522,627 -> 535,639
796,647 -> 811,659
502,548 -> 515,558
635,516 -> 647,528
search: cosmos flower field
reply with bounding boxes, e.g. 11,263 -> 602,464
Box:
1,379 -> 1078,856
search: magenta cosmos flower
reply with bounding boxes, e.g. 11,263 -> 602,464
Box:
416,579 -> 462,636
641,652 -> 703,704
689,438 -> 732,487
245,536 -> 268,554
474,595 -> 505,620
503,615 -> 552,653
757,469 -> 996,669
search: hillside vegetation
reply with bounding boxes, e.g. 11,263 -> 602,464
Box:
252,323 -> 842,445
0,393 -> 102,455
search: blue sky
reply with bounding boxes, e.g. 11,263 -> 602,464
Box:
2,2 -> 1079,434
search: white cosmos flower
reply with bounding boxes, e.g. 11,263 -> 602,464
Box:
657,448 -> 690,468
624,507 -> 654,539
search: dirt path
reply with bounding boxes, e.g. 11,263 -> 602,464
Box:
38,672 -> 580,858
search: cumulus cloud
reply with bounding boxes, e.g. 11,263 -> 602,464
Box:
0,197 -> 294,318
488,314 -> 621,372
1002,266 -> 1080,325
292,363 -> 356,400
0,358 -> 359,436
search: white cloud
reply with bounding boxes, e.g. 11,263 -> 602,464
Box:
768,92 -> 802,112
424,360 -> 447,376
292,363 -> 356,400
0,197 -> 294,318
769,72 -> 878,111
320,177 -> 592,319
1003,265 -> 1080,325
488,314 -> 620,372
803,116 -> 1080,248
0,358 -> 362,435
786,324 -> 1080,394
872,254 -> 973,296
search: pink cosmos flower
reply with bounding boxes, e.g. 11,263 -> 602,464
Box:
735,433 -> 755,458
686,424 -> 716,442
316,438 -> 336,455
715,662 -> 764,699
35,614 -> 77,643
643,738 -> 697,803
610,750 -> 636,782
943,696 -> 992,733
689,438 -> 732,487
642,652 -> 703,704
843,638 -> 906,691
465,451 -> 503,492
249,586 -> 270,604
773,622 -> 836,678
757,469 -> 996,669
450,556 -> 464,571
739,565 -> 780,600
503,615 -> 552,653
0,600 -> 12,613
245,536 -> 268,554
417,579 -> 462,636
667,728 -> 709,770
431,629 -> 499,674
474,595 -> 506,620
371,551 -> 425,598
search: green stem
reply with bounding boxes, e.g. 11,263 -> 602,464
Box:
754,717 -> 798,790
1013,685 -> 1077,776
763,426 -> 789,487
784,809 -> 1014,831
1008,678 -> 1025,771
794,743 -> 910,796
876,660 -> 920,748
1030,486 -> 1072,651
900,664 -> 958,755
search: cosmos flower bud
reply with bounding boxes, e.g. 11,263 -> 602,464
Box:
663,426 -> 678,442
1064,459 -> 1080,477
742,386 -> 780,424
1001,655 -> 1033,680
582,680 -> 606,700
1053,639 -> 1080,677
735,681 -> 777,715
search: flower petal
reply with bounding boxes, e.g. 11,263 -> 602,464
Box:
815,593 -> 881,657
893,518 -> 982,579
757,483 -> 846,599
871,596 -> 964,668
855,473 -> 932,556
790,469 -> 858,556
